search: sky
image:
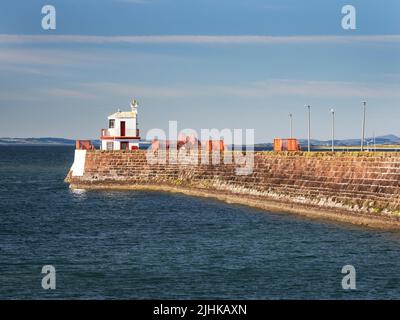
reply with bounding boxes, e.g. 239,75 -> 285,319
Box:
0,0 -> 399,143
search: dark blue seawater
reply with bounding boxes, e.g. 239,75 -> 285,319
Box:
0,146 -> 399,299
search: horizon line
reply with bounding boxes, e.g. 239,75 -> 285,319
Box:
0,135 -> 397,142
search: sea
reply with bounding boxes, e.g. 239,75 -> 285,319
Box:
0,145 -> 399,299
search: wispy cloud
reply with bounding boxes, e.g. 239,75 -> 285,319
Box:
82,82 -> 190,98
0,49 -> 111,77
81,80 -> 400,99
44,88 -> 98,99
0,49 -> 107,66
0,87 -> 97,102
0,64 -> 51,76
1,34 -> 400,45
233,80 -> 400,98
2,79 -> 399,103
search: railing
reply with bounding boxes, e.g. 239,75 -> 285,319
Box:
101,129 -> 111,137
101,128 -> 140,138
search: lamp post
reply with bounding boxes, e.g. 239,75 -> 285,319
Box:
330,108 -> 335,152
373,132 -> 376,152
305,105 -> 311,152
289,113 -> 293,138
361,101 -> 367,151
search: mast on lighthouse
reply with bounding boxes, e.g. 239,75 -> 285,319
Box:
131,99 -> 139,138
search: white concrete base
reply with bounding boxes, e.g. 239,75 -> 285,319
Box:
70,150 -> 87,177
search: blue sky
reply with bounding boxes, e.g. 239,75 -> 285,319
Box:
0,0 -> 399,142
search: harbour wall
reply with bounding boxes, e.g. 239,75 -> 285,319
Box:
65,150 -> 400,229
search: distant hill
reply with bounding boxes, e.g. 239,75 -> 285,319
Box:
0,137 -> 100,146
254,134 -> 400,149
299,134 -> 400,147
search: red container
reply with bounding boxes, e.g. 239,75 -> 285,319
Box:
274,138 -> 300,151
206,140 -> 225,151
76,140 -> 95,150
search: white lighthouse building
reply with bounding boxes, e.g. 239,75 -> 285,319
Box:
100,99 -> 141,151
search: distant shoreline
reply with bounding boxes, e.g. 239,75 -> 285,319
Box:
2,134 -> 400,149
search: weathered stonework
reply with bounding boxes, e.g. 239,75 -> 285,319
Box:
65,150 -> 400,229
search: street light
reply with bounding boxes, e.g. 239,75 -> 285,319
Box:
361,101 -> 367,151
289,113 -> 293,138
305,105 -> 311,152
330,108 -> 335,152
373,132 -> 376,152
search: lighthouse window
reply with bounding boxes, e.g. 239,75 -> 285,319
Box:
106,142 -> 113,151
109,119 -> 115,128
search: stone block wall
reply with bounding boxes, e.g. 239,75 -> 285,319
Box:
66,150 -> 400,217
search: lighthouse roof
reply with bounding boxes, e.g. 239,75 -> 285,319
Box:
108,110 -> 137,119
